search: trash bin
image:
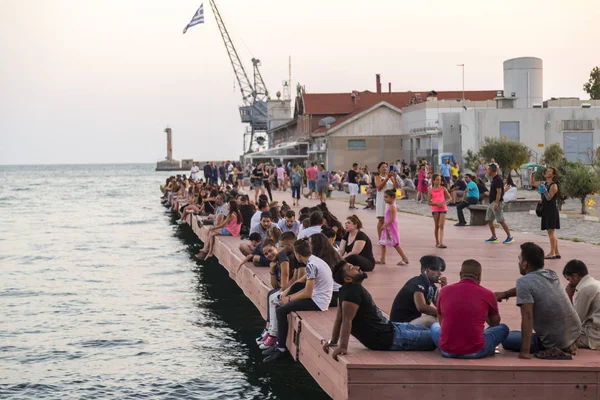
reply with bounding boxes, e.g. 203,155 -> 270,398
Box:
520,163 -> 543,190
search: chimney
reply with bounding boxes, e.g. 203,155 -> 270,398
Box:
376,74 -> 381,95
388,82 -> 391,94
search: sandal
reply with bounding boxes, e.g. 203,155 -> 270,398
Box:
397,260 -> 408,266
375,260 -> 385,265
438,244 -> 447,249
544,255 -> 558,260
534,347 -> 572,360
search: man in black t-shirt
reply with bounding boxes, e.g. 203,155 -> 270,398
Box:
238,195 -> 255,238
347,163 -> 359,210
484,164 -> 514,244
389,255 -> 446,328
322,261 -> 435,360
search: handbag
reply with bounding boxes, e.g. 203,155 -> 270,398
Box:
535,202 -> 544,217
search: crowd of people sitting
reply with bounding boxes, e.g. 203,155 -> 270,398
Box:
160,169 -> 599,365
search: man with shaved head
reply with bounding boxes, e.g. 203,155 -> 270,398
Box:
430,259 -> 509,358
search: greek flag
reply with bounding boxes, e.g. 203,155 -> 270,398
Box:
182,4 -> 204,34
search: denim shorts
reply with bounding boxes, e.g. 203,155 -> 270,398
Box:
253,179 -> 264,187
308,180 -> 317,191
431,211 -> 447,216
221,228 -> 232,236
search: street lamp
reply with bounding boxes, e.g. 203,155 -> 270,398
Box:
457,64 -> 465,109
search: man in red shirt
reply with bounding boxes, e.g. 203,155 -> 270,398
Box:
305,163 -> 318,200
430,259 -> 509,358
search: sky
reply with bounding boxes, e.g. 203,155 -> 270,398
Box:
0,0 -> 598,165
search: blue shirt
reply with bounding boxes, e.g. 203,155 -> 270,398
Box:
440,164 -> 451,177
466,180 -> 479,199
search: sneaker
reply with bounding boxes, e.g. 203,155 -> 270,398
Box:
259,335 -> 277,350
503,237 -> 515,244
485,237 -> 499,244
255,329 -> 268,345
263,348 -> 288,363
262,343 -> 279,356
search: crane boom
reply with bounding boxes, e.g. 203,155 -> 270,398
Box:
208,0 -> 255,106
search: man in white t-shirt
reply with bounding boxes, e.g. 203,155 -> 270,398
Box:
190,162 -> 200,182
263,239 -> 333,362
297,211 -> 323,239
250,200 -> 269,231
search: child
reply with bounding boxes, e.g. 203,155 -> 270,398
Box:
378,189 -> 409,265
428,174 -> 451,249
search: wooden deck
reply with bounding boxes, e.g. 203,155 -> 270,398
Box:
184,193 -> 600,400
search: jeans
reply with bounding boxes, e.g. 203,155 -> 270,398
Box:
456,197 -> 478,224
292,185 -> 301,199
389,322 -> 435,351
430,323 -> 509,358
266,288 -> 279,323
276,298 -> 320,350
501,330 -> 543,354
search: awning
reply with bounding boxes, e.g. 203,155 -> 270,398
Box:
248,141 -> 309,159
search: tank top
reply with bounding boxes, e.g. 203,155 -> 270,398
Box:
225,214 -> 241,236
430,187 -> 447,212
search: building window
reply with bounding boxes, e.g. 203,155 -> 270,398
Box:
348,139 -> 366,150
564,132 -> 593,163
500,121 -> 520,141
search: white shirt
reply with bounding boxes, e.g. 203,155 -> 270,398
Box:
190,166 -> 200,181
250,210 -> 263,231
503,186 -> 517,202
297,225 -> 322,239
305,255 -> 333,311
227,164 -> 234,173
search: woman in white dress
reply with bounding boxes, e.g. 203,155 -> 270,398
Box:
375,162 -> 399,263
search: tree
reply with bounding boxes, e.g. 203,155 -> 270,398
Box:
561,161 -> 600,214
463,149 -> 482,174
479,137 -> 531,177
583,66 -> 600,100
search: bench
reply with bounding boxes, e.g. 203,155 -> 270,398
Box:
401,187 -> 417,200
468,204 -> 489,226
504,199 -> 539,212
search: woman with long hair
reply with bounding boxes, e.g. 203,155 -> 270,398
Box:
428,173 -> 451,248
375,162 -> 399,254
263,165 -> 274,202
251,163 -> 267,204
309,233 -> 341,306
338,215 -> 376,271
196,200 -> 242,260
530,166 -> 561,259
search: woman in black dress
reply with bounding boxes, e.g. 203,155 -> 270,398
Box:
530,167 -> 561,259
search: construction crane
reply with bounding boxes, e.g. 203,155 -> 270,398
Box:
208,0 -> 269,152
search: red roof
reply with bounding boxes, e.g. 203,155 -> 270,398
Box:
303,90 -> 498,115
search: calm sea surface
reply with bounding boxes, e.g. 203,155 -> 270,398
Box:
0,164 -> 328,400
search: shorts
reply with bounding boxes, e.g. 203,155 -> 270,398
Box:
221,228 -> 232,236
317,185 -> 328,195
308,180 -> 317,191
432,211 -> 447,216
348,183 -> 359,196
485,202 -> 505,223
253,179 -> 264,187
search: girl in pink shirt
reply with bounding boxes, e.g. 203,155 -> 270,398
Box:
428,174 -> 451,249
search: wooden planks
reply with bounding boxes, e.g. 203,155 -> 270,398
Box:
181,192 -> 600,400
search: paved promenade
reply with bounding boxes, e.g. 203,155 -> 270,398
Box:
327,190 -> 600,245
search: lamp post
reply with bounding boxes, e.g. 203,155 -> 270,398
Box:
457,64 -> 465,109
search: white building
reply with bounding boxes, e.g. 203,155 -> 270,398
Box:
401,57 -> 600,169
